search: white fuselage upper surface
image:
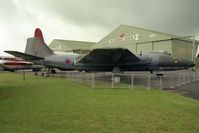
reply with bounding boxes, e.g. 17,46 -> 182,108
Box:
43,52 -> 80,69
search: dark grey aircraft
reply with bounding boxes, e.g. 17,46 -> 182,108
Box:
5,28 -> 195,74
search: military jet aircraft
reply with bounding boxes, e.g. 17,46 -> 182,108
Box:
5,28 -> 195,74
0,56 -> 42,72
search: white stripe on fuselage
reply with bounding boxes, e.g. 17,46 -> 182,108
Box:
54,51 -> 79,56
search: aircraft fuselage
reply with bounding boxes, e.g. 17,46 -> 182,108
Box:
35,51 -> 194,72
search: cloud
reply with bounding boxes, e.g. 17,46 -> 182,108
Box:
22,0 -> 199,36
0,0 -> 199,55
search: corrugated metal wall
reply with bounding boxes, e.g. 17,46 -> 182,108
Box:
136,42 -> 152,53
153,41 -> 172,52
172,39 -> 199,60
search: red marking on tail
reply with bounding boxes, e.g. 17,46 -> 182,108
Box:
34,28 -> 44,43
120,33 -> 125,38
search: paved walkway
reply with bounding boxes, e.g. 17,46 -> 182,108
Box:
165,81 -> 199,100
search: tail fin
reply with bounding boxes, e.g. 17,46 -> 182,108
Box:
25,28 -> 53,58
34,28 -> 45,43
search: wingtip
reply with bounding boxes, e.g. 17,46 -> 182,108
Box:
4,50 -> 16,54
4,50 -> 11,53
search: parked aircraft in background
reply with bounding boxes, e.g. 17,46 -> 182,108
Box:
5,28 -> 195,74
0,56 -> 42,72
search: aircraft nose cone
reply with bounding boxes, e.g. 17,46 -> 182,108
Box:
190,62 -> 195,67
184,59 -> 195,67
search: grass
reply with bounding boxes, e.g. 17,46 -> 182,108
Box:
0,72 -> 199,132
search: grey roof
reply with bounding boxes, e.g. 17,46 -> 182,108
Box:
49,39 -> 96,51
92,25 -> 199,49
116,25 -> 199,43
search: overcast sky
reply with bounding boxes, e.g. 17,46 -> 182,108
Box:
1,0 -> 199,56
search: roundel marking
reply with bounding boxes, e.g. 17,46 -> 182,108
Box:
66,57 -> 71,65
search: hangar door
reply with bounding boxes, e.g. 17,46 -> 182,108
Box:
172,40 -> 191,59
136,42 -> 152,53
153,41 -> 172,53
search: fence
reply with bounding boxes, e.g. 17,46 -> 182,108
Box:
56,70 -> 199,89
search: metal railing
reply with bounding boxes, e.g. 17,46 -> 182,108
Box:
56,70 -> 199,89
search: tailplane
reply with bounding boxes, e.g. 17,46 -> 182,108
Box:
25,28 -> 53,58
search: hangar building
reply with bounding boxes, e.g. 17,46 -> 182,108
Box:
49,25 -> 199,62
49,39 -> 95,54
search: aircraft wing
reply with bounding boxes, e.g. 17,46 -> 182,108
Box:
0,64 -> 10,70
79,48 -> 140,64
4,51 -> 43,61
